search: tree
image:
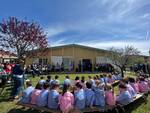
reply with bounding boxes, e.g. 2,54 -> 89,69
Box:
109,46 -> 140,77
0,17 -> 48,60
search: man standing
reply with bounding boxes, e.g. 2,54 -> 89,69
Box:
10,59 -> 24,99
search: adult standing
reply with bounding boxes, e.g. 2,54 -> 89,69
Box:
143,57 -> 150,76
10,59 -> 24,99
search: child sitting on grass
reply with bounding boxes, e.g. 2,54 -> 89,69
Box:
112,72 -> 117,81
128,77 -> 139,93
99,75 -> 104,83
93,80 -> 105,108
30,83 -> 42,105
107,74 -> 114,84
84,82 -> 95,108
119,78 -> 136,98
39,76 -> 46,85
37,82 -> 49,107
46,75 -> 53,85
103,74 -> 108,84
116,84 -> 133,105
81,76 -> 86,88
21,80 -> 34,104
74,76 -> 80,84
74,82 -> 85,110
51,75 -> 60,84
116,73 -> 122,80
48,83 -> 60,109
105,84 -> 116,106
64,75 -> 71,86
145,75 -> 150,88
125,78 -> 137,98
138,77 -> 149,93
88,76 -> 95,86
59,84 -> 74,113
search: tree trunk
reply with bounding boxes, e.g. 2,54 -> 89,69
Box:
113,64 -> 124,78
121,68 -> 124,78
17,52 -> 26,67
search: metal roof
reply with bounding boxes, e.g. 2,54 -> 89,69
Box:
48,44 -> 110,53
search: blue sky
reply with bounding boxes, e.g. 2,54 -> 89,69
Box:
0,0 -> 150,55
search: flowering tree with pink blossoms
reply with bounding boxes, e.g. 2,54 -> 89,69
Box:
0,17 -> 48,60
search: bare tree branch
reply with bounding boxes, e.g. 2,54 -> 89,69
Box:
108,46 -> 140,77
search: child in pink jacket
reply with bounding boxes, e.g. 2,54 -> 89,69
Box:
105,84 -> 116,106
59,84 -> 74,113
30,83 -> 42,105
128,77 -> 139,93
145,75 -> 150,88
138,77 -> 149,93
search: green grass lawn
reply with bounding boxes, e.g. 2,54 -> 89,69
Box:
0,72 -> 150,113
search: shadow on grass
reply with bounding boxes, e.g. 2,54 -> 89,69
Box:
83,97 -> 146,113
7,108 -> 41,113
7,107 -> 52,113
6,97 -> 146,113
0,86 -> 12,102
123,97 -> 146,113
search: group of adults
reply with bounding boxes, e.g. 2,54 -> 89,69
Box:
25,62 -> 114,75
25,63 -> 74,76
94,63 -> 114,73
131,63 -> 150,74
0,62 -> 14,86
0,60 -> 24,99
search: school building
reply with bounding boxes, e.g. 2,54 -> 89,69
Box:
25,44 -> 117,72
0,50 -> 17,63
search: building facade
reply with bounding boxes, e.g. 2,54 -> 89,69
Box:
25,44 -> 114,72
0,50 -> 17,63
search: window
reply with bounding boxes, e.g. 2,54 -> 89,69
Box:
39,58 -> 48,65
43,59 -> 48,65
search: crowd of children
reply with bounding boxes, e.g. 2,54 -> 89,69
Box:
20,73 -> 150,113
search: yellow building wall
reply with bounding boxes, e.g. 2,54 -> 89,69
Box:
62,47 -> 74,57
72,46 -> 110,70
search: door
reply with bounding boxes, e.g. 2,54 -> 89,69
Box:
82,59 -> 92,72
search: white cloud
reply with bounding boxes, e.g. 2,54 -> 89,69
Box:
45,26 -> 66,37
48,38 -> 150,56
140,13 -> 150,19
45,0 -> 150,41
49,38 -> 67,47
45,0 -> 150,56
79,40 -> 150,56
